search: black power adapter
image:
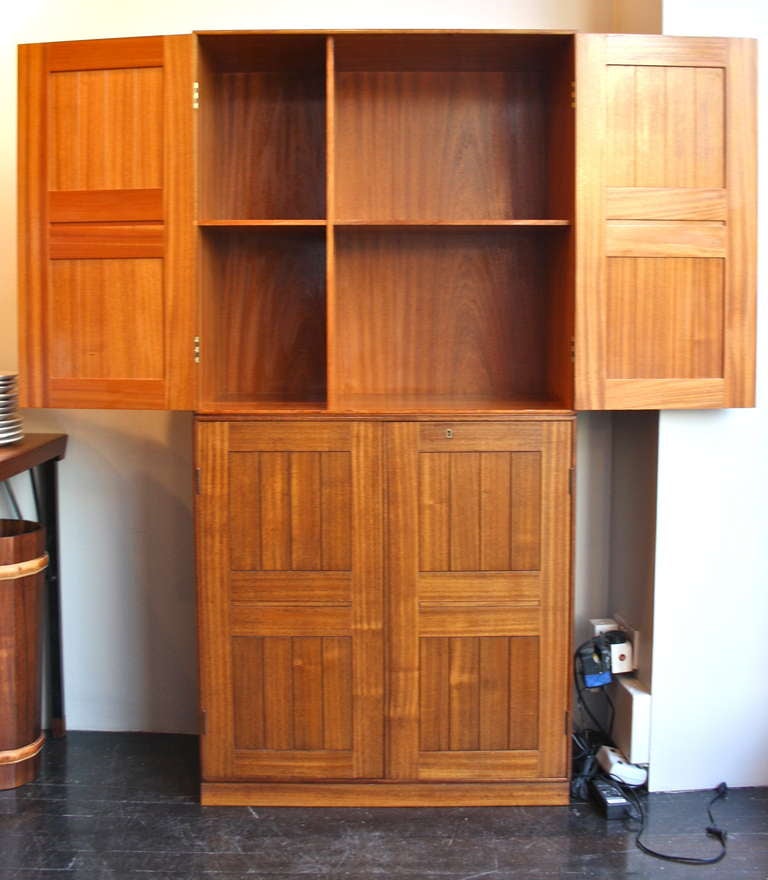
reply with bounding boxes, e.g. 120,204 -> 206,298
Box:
589,777 -> 631,819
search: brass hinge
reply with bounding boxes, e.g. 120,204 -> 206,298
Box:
194,467 -> 201,495
192,81 -> 200,110
200,708 -> 207,735
571,80 -> 576,110
568,467 -> 575,496
194,336 -> 201,364
570,336 -> 575,364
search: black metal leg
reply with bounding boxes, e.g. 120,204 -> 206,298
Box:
32,460 -> 66,738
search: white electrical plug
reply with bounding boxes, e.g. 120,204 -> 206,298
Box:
597,745 -> 647,787
610,640 -> 633,674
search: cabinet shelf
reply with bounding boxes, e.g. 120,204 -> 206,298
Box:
333,220 -> 571,227
198,220 -> 327,227
331,227 -> 572,409
199,227 -> 327,410
196,31 -> 576,412
200,395 -> 328,414
198,34 -> 326,222
329,392 -> 571,414
198,220 -> 571,228
333,35 -> 573,224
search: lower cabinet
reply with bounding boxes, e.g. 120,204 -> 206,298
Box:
196,417 -> 573,805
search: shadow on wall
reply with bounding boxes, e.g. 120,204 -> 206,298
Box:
7,408 -> 198,734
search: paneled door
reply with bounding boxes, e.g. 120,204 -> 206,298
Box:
386,420 -> 573,783
197,420 -> 384,783
575,34 -> 756,409
18,36 -> 196,409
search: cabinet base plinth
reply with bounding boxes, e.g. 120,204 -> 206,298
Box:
201,781 -> 569,807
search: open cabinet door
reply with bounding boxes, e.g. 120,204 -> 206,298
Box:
18,36 -> 196,409
575,34 -> 756,410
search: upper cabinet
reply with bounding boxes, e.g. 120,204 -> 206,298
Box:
17,31 -> 756,413
575,34 -> 757,409
18,35 -> 196,409
195,33 -> 574,415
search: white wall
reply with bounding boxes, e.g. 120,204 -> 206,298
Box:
649,0 -> 768,791
2,1 -> 629,732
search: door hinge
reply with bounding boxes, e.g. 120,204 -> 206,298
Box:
571,80 -> 576,110
565,710 -> 571,736
192,81 -> 200,110
194,467 -> 201,495
570,336 -> 575,364
568,467 -> 575,496
200,708 -> 207,735
194,335 -> 201,364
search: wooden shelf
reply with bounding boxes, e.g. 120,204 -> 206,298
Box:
198,220 -> 327,227
198,220 -> 571,227
329,393 -> 571,414
333,220 -> 571,227
333,36 -> 573,223
196,31 -> 575,413
199,395 -> 328,414
331,227 -> 571,407
199,227 -> 327,409
198,34 -> 326,221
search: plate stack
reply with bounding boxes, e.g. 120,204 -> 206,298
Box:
0,373 -> 23,446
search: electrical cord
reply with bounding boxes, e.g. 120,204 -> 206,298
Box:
571,639 -> 729,865
572,639 -> 615,741
571,639 -> 616,801
620,780 -> 729,865
570,730 -> 600,800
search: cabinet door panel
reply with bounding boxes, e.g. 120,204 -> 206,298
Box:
386,420 -> 572,782
18,36 -> 196,409
197,421 -> 383,781
575,35 -> 756,409
419,635 -> 539,752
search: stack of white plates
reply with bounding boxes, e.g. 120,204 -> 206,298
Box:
0,373 -> 23,446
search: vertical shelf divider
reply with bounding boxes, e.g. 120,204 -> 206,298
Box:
326,36 -> 337,411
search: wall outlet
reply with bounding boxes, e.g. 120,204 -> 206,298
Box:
613,613 -> 640,671
590,617 -> 619,636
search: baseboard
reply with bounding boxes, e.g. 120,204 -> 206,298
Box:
201,780 -> 569,807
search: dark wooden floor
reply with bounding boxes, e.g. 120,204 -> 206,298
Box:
0,733 -> 766,879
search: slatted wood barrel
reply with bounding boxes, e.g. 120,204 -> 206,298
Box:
0,519 -> 47,789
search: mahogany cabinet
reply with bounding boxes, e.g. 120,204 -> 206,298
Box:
17,31 -> 756,412
15,30 -> 757,806
196,416 -> 573,805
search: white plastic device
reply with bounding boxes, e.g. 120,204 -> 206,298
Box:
610,640 -> 634,674
596,745 -> 647,787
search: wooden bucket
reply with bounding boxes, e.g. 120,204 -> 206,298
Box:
0,519 -> 47,789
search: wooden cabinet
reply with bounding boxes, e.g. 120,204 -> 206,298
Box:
196,33 -> 574,414
14,28 -> 757,807
196,417 -> 573,805
17,31 -> 756,413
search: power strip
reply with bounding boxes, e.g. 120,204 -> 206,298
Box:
589,777 -> 631,819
